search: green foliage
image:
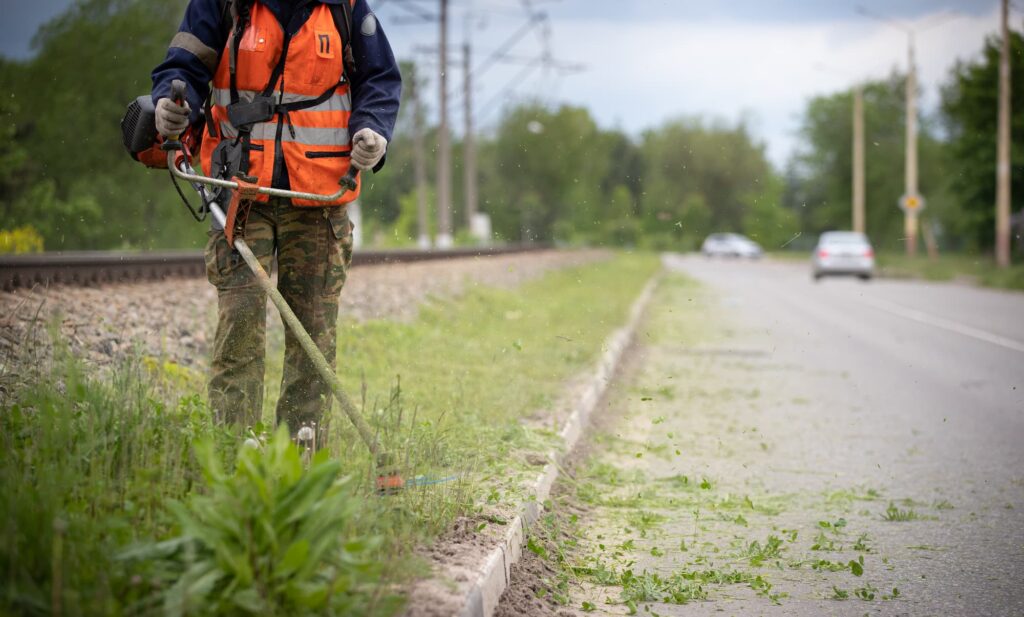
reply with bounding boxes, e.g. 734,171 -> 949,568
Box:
3,2 -> 792,251
745,534 -> 784,566
0,345 -> 227,615
641,117 -> 789,249
2,0 -> 200,250
5,1 -> 1021,257
941,31 -> 1024,251
619,569 -> 708,605
2,253 -> 657,614
124,428 -> 387,616
787,73 -> 951,252
481,102 -> 614,243
979,262 -> 1024,290
881,502 -> 929,522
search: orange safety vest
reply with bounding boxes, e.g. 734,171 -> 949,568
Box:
200,0 -> 359,207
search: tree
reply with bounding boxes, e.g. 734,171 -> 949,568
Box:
3,0 -> 194,250
358,60 -> 421,229
788,73 -> 951,252
482,103 -> 615,243
639,117 -> 788,250
941,30 -> 1024,253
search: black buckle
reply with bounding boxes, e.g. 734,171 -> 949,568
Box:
226,96 -> 276,128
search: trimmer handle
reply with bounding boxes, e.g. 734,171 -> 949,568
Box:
339,166 -> 359,192
162,80 -> 189,151
170,79 -> 187,106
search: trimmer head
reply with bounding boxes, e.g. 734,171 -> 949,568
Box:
375,470 -> 406,494
374,451 -> 405,495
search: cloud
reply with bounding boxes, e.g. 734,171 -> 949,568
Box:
392,3 -> 1000,169
542,8 -> 998,167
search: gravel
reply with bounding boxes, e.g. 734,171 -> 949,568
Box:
0,249 -> 608,372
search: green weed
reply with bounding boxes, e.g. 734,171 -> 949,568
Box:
882,502 -> 932,522
0,347 -> 230,615
810,532 -> 837,551
121,428 -> 394,616
852,533 -> 872,552
853,584 -> 878,601
745,535 -> 784,566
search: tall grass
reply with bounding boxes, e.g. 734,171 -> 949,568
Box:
0,252 -> 660,615
0,342 -> 230,614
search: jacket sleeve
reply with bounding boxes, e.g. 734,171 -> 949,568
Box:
151,0 -> 229,124
348,0 -> 402,171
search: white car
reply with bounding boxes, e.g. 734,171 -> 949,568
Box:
812,231 -> 875,281
701,233 -> 763,259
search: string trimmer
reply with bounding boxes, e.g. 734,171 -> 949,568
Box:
122,80 -> 403,493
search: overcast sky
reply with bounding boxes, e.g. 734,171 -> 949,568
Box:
0,0 -> 1008,167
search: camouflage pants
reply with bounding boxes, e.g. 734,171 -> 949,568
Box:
205,198 -> 353,432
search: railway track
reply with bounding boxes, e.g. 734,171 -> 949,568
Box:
0,246 -> 541,291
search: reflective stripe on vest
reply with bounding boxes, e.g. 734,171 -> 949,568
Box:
199,0 -> 359,206
219,121 -> 350,146
210,88 -> 352,114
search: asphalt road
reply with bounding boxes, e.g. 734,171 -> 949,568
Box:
543,254 -> 1024,617
663,254 -> 1024,615
671,254 -> 1024,476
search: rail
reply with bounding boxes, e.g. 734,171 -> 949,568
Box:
0,245 -> 544,291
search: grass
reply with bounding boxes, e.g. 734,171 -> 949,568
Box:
0,252 -> 659,616
874,252 -> 1024,291
882,502 -> 933,522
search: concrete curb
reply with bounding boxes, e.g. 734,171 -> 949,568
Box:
457,273 -> 661,617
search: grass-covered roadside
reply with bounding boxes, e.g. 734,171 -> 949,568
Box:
771,250 -> 1024,291
874,252 -> 1024,290
0,252 -> 659,616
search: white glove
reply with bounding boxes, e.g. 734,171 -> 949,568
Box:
155,97 -> 191,138
351,128 -> 387,170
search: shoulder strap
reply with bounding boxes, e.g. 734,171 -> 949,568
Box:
328,1 -> 356,78
216,0 -> 233,42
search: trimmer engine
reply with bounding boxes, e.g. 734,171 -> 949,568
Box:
120,94 -> 202,168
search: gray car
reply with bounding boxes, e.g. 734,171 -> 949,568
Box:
701,233 -> 763,259
812,231 -> 875,281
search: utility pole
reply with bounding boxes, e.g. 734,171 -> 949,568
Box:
410,71 -> 431,248
463,40 -> 479,239
855,6 -> 957,256
996,0 -> 1012,268
853,84 -> 866,234
436,0 -> 453,248
903,33 -> 920,257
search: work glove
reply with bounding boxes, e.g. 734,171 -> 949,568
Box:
351,127 -> 387,171
155,97 -> 191,138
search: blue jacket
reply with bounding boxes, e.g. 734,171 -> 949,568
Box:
152,0 -> 401,167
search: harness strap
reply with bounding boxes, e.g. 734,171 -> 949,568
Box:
329,1 -> 356,77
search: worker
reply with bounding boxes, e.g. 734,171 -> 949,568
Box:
150,0 -> 401,438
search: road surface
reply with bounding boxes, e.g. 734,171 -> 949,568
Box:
500,254 -> 1024,616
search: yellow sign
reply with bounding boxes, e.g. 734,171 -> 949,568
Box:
899,194 -> 926,213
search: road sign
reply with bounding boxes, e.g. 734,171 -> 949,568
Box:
899,194 -> 926,213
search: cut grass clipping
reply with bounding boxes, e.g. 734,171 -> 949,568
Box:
0,252 -> 658,616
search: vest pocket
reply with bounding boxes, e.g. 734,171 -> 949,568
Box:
305,150 -> 350,159
282,142 -> 357,206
